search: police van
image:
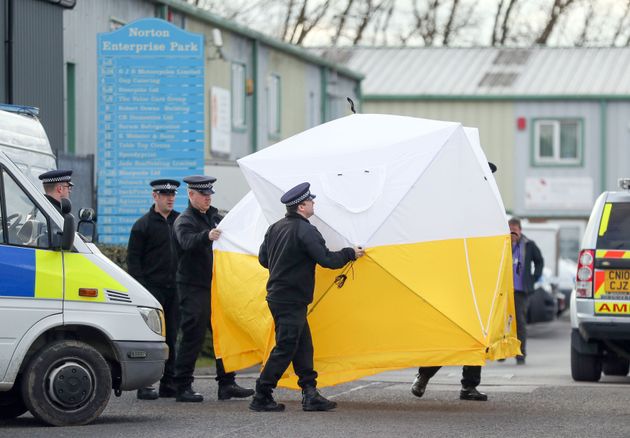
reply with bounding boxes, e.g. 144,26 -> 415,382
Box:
0,106 -> 168,426
571,177 -> 630,382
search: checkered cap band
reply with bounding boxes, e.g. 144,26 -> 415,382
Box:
286,190 -> 312,206
153,183 -> 177,191
188,182 -> 213,190
41,176 -> 72,184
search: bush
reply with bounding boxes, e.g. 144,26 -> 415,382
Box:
96,244 -> 128,271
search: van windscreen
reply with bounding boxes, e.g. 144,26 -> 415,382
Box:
597,202 -> 630,250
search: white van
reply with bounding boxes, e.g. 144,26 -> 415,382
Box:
0,105 -> 57,187
570,178 -> 630,382
0,107 -> 167,426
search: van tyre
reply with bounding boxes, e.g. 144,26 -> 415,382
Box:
21,340 -> 112,426
0,385 -> 28,419
603,356 -> 630,376
571,345 -> 601,382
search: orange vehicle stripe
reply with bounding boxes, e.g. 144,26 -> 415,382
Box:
594,271 -> 606,298
604,251 -> 627,259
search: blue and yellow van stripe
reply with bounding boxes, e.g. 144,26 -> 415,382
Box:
0,246 -> 60,298
0,246 -> 126,301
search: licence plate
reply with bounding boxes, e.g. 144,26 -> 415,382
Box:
605,270 -> 630,293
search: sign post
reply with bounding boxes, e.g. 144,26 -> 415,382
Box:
97,18 -> 205,244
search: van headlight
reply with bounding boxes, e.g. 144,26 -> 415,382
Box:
138,307 -> 164,336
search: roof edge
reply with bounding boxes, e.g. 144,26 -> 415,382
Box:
154,0 -> 364,81
363,94 -> 630,102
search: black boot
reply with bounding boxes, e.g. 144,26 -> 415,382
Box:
218,383 -> 255,400
137,387 -> 159,400
459,387 -> 488,401
249,393 -> 285,412
411,373 -> 430,398
302,386 -> 337,412
176,386 -> 204,402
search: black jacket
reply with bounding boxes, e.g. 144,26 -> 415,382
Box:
259,212 -> 356,305
126,205 -> 180,289
516,234 -> 544,293
173,204 -> 222,289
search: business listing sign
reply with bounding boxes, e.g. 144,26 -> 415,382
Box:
97,18 -> 204,244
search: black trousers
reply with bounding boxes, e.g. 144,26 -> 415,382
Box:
514,290 -> 529,358
417,365 -> 481,388
256,302 -> 318,396
146,285 -> 178,386
173,283 -> 235,390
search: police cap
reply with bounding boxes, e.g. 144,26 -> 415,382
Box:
39,169 -> 73,186
183,175 -> 216,194
281,182 -> 316,206
150,179 -> 180,194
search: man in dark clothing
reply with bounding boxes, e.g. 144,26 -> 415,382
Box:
127,179 -> 181,400
411,366 -> 486,401
39,169 -> 73,214
509,217 -> 544,365
172,175 -> 254,403
410,162 -> 500,402
250,182 -> 365,412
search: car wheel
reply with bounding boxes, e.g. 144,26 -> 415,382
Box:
21,340 -> 112,426
571,343 -> 602,382
603,356 -> 630,376
0,385 -> 28,419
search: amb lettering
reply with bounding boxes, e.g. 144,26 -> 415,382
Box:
598,302 -> 629,313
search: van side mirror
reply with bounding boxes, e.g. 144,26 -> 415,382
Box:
60,197 -> 72,215
60,198 -> 75,251
77,208 -> 97,243
78,208 -> 95,222
62,214 -> 75,250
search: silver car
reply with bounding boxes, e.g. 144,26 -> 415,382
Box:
570,178 -> 630,381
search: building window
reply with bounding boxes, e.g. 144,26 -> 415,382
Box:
231,63 -> 246,129
267,74 -> 281,137
533,119 -> 582,165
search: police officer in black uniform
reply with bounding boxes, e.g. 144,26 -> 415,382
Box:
249,182 -> 365,412
127,179 -> 181,400
172,175 -> 254,403
39,169 -> 73,213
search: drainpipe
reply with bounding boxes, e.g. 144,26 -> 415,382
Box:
4,0 -> 13,103
600,99 -> 607,192
251,39 -> 258,153
320,67 -> 328,123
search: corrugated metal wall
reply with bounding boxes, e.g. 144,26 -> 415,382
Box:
266,48 -> 308,141
63,0 -> 156,157
11,0 -> 64,155
606,102 -> 630,191
0,0 -> 5,103
363,100 -> 515,210
185,17 -> 231,159
58,152 -> 95,213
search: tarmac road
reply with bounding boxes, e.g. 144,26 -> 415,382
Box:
3,314 -> 630,437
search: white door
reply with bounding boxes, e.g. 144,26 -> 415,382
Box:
0,167 -> 63,381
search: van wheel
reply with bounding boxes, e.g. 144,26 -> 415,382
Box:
571,345 -> 602,382
0,386 -> 28,419
603,356 -> 630,376
21,340 -> 112,426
